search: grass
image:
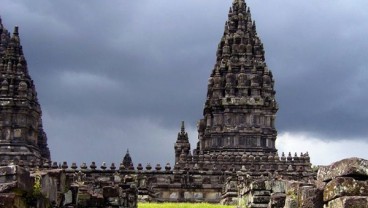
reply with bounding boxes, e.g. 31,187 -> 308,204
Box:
138,202 -> 234,208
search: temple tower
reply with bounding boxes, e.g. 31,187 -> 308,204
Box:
196,0 -> 278,155
173,0 -> 292,172
0,18 -> 50,165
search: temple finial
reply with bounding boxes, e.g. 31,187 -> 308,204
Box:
181,121 -> 185,133
13,26 -> 19,36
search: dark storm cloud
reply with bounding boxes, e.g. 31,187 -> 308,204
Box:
250,1 -> 368,139
2,0 -> 228,125
1,0 -> 368,165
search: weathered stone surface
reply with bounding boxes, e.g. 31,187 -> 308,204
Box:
0,165 -> 31,193
283,195 -> 298,208
326,196 -> 368,208
268,193 -> 286,208
103,186 -> 119,198
250,204 -> 269,208
0,193 -> 27,208
0,193 -> 16,208
251,180 -> 270,191
63,190 -> 73,206
270,180 -> 286,193
298,186 -> 323,208
253,190 -> 271,196
318,157 -> 368,182
250,195 -> 270,204
323,177 -> 368,202
0,182 -> 17,193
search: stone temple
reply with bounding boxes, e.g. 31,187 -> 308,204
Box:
177,0 -> 279,170
0,23 -> 50,164
1,0 -> 368,207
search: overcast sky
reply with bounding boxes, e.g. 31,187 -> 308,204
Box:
1,0 -> 368,167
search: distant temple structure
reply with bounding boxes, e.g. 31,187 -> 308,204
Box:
7,0 -> 362,207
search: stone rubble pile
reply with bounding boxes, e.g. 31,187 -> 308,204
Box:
318,157 -> 368,208
234,157 -> 368,208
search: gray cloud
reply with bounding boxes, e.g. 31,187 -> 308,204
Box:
1,0 -> 368,165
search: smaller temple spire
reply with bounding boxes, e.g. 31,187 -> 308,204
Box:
174,121 -> 191,164
181,121 -> 185,133
122,149 -> 133,169
13,26 -> 19,36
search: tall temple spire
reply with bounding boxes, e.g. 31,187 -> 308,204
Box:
195,0 -> 277,155
0,21 -> 50,165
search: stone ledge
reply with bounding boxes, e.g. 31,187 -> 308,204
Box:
324,177 -> 368,202
326,196 -> 368,208
318,157 -> 368,182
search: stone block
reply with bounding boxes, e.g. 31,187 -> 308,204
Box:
169,192 -> 178,199
0,182 -> 17,193
250,195 -> 270,204
323,177 -> 368,202
184,191 -> 193,199
317,157 -> 368,182
0,165 -> 31,192
251,180 -> 265,190
63,190 -> 73,206
0,193 -> 27,208
107,197 -> 120,206
326,196 -> 368,208
283,195 -> 298,208
252,190 -> 271,196
193,192 -> 203,199
284,181 -> 300,195
251,180 -> 269,190
39,171 -> 61,203
249,203 -> 268,208
0,193 -> 16,208
103,186 -> 119,198
299,186 -> 323,208
268,193 -> 286,208
270,180 -> 286,193
205,192 -> 221,200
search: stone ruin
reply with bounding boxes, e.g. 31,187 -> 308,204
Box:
0,0 -> 368,207
0,163 -> 138,207
228,157 -> 368,208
